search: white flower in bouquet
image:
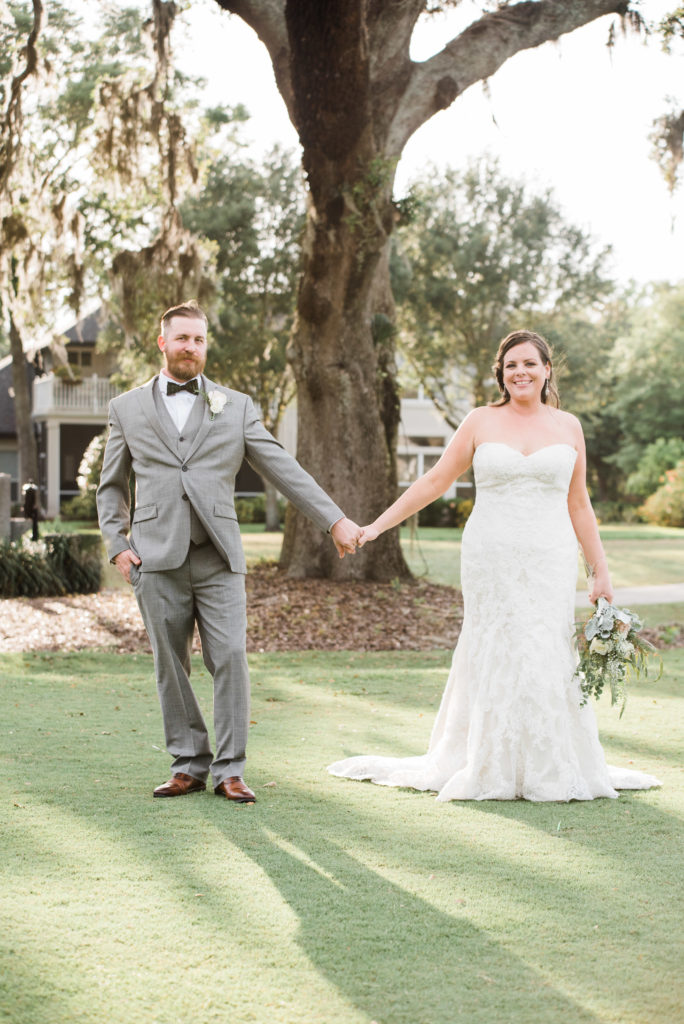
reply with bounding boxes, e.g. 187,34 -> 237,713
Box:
616,639 -> 635,658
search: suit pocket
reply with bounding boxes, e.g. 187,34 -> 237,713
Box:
132,503 -> 158,523
213,503 -> 237,521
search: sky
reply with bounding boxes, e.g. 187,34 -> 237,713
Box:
178,0 -> 684,287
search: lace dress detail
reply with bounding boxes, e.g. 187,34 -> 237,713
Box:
328,443 -> 661,802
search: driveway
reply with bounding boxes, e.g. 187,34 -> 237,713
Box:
575,583 -> 684,608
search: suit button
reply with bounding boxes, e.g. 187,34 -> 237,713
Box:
181,465 -> 188,472
182,494 -> 189,501
179,435 -> 185,442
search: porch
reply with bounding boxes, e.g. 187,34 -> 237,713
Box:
32,374 -> 119,517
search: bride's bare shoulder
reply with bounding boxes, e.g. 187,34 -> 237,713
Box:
463,405 -> 504,435
463,406 -> 499,427
549,408 -> 585,446
551,407 -> 583,431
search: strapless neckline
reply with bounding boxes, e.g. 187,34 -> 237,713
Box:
475,441 -> 577,458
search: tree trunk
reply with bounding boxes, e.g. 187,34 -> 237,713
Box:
281,205 -> 408,579
9,312 -> 40,498
272,0 -> 412,580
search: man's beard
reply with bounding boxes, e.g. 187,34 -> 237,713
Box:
165,353 -> 205,381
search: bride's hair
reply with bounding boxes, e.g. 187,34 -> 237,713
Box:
490,330 -> 560,408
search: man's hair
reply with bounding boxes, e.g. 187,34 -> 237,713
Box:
160,300 -> 208,336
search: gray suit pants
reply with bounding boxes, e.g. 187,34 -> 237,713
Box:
131,543 -> 249,785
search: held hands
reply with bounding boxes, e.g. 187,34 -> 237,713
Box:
113,548 -> 141,584
330,517 -> 363,558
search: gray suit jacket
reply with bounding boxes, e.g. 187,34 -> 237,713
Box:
97,374 -> 344,573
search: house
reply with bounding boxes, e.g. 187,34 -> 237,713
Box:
1,310 -> 464,518
0,310 -> 120,518
0,354 -> 30,505
33,310 -> 119,517
396,384 -> 468,497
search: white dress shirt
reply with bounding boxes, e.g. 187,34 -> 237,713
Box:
159,373 -> 201,433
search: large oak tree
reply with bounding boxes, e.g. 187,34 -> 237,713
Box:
216,1 -> 632,580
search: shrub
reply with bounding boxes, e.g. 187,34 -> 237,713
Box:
235,495 -> 266,523
592,500 -> 643,525
0,533 -> 102,597
61,491 -> 98,521
60,431 -> 107,521
626,437 -> 684,498
639,460 -> 684,528
235,495 -> 286,524
418,496 -> 474,528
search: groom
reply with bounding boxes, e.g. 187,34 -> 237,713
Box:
97,300 -> 361,803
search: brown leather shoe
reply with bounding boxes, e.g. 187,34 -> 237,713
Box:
214,776 -> 256,803
153,772 -> 206,798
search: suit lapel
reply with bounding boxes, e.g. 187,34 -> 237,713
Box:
136,376 -> 179,459
184,375 -> 214,463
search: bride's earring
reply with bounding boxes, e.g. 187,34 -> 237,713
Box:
543,380 -> 549,400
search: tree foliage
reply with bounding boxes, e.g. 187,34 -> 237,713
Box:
627,436 -> 684,498
182,142 -> 304,435
393,159 -> 614,420
607,281 -> 684,476
640,459 -> 684,526
650,6 -> 684,193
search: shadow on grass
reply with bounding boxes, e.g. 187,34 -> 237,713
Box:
221,814 -> 602,1024
1,780 -> 607,1024
2,650 -> 682,1024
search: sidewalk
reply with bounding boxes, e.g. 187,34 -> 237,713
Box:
575,583 -> 684,608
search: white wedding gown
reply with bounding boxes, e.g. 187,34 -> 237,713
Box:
329,443 -> 661,801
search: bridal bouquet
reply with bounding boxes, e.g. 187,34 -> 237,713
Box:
575,597 -> 661,717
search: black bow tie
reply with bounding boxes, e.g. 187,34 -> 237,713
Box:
166,379 -> 199,396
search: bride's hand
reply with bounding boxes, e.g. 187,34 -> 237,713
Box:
357,524 -> 380,548
588,566 -> 614,605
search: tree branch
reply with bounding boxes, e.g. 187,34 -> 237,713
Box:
389,0 -> 632,154
0,0 -> 44,193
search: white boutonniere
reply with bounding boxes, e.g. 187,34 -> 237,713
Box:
201,389 -> 229,420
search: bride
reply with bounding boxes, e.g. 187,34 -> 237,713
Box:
329,330 -> 661,801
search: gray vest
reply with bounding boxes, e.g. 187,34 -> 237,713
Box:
152,381 -> 209,547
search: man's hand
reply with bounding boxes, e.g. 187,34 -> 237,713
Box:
113,548 -> 142,584
330,517 -> 362,558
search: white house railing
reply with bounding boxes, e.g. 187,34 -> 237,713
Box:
32,374 -> 119,417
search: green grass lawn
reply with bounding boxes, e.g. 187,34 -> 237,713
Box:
82,521 -> 684,592
1,649 -> 682,1024
238,523 -> 684,590
399,524 -> 684,589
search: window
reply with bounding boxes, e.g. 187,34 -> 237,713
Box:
67,347 -> 94,368
407,435 -> 447,448
397,454 -> 417,481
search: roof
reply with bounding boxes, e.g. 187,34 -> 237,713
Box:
62,309 -> 104,345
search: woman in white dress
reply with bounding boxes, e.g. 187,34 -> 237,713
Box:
329,330 -> 661,801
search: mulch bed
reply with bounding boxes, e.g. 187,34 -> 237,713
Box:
3,561 -> 680,655
0,562 -> 464,654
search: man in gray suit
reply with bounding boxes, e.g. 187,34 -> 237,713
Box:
97,301 -> 361,803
